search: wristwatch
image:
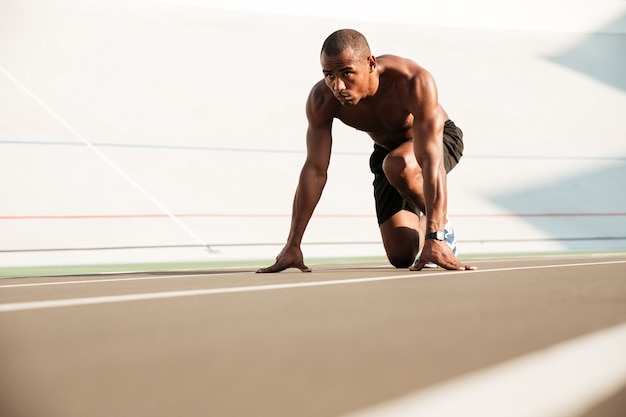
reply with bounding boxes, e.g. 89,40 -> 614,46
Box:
425,231 -> 445,241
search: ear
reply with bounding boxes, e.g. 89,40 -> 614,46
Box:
368,55 -> 377,72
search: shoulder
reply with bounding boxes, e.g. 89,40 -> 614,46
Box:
378,55 -> 435,91
377,55 -> 425,79
306,80 -> 337,126
378,55 -> 437,110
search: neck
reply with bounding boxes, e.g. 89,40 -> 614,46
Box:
365,71 -> 381,100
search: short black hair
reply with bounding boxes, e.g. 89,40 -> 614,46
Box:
321,29 -> 371,59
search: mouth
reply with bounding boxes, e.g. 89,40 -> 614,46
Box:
336,94 -> 352,104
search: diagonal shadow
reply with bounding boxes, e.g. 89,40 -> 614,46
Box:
488,162 -> 626,248
547,12 -> 626,92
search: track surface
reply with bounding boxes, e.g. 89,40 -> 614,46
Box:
1,253 -> 625,417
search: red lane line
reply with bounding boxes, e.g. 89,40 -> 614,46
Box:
1,213 -> 626,220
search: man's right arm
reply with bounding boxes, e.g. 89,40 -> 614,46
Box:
284,121 -> 332,248
256,85 -> 334,273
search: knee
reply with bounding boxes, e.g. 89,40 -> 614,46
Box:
388,253 -> 415,269
382,154 -> 421,189
384,235 -> 420,268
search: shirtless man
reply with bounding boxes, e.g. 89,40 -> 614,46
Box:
257,29 -> 476,273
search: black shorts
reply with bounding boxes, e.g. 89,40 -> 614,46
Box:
369,119 -> 464,225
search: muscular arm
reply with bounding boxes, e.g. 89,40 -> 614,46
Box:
257,85 -> 334,273
407,69 -> 475,271
408,71 -> 447,234
285,112 -> 333,248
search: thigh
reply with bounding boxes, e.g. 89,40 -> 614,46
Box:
371,144 -> 420,225
379,210 -> 423,268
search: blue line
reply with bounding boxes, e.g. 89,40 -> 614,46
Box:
467,154 -> 626,162
1,140 -> 625,161
0,139 -> 306,154
0,140 -> 366,156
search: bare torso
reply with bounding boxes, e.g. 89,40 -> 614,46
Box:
312,54 -> 448,150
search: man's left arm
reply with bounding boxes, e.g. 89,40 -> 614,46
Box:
408,71 -> 476,271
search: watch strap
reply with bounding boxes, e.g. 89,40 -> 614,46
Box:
425,231 -> 445,241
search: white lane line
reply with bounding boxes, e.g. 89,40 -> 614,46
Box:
0,272 -> 249,288
0,272 -> 440,312
0,260 -> 624,312
341,321 -> 626,417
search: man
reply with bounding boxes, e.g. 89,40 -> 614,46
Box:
257,29 -> 476,273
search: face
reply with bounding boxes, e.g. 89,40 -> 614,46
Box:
321,48 -> 375,107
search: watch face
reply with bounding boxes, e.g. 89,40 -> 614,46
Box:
435,231 -> 445,241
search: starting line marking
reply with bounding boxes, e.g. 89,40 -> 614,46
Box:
0,260 -> 624,312
341,321 -> 626,417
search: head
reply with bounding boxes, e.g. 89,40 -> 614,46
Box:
320,29 -> 377,106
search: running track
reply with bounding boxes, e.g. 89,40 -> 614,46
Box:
1,253 -> 625,417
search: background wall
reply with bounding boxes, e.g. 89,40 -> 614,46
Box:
1,0 -> 625,269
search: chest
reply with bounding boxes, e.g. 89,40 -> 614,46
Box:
335,97 -> 413,135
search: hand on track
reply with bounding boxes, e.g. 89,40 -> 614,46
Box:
256,246 -> 311,273
410,240 -> 477,271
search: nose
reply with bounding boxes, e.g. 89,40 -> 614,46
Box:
333,78 -> 346,93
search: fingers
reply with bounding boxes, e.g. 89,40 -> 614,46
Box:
255,264 -> 283,273
409,257 -> 477,272
256,262 -> 311,273
448,261 -> 478,271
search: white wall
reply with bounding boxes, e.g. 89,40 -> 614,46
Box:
160,0 -> 626,33
1,0 -> 625,269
